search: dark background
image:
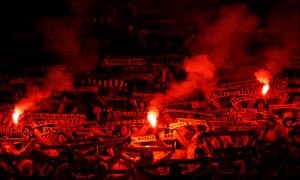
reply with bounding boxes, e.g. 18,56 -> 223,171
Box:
0,0 -> 298,68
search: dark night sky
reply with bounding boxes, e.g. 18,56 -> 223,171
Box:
0,0 -> 293,34
0,0 -> 298,69
0,0 -> 67,34
0,0 -> 296,35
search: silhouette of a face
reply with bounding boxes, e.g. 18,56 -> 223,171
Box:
194,148 -> 204,159
22,163 -> 32,175
20,160 -> 33,176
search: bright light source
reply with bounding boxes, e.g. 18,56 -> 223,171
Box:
12,109 -> 21,124
147,109 -> 158,128
262,84 -> 270,95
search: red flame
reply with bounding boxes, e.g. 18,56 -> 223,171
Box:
254,69 -> 272,96
12,109 -> 21,125
262,84 -> 270,95
12,91 -> 50,125
147,109 -> 158,128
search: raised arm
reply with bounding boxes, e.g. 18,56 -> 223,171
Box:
10,140 -> 33,156
191,131 -> 202,143
174,130 -> 190,148
103,154 -> 122,168
120,152 -> 140,165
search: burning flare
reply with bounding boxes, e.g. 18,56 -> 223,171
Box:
12,109 -> 21,124
147,109 -> 158,128
255,69 -> 272,96
262,84 -> 270,95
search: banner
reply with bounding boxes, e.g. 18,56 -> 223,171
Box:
98,96 -> 130,101
42,127 -> 92,135
214,125 -> 266,131
162,101 -> 208,108
113,111 -> 147,117
102,59 -> 146,66
169,122 -> 188,129
230,96 -> 256,105
224,115 -> 243,121
130,134 -> 157,143
269,103 -> 300,110
33,119 -> 83,126
108,119 -> 146,126
208,89 -> 257,101
225,108 -> 267,113
269,93 -> 289,100
120,73 -> 154,81
0,126 -> 22,134
219,80 -> 258,89
163,109 -> 214,117
130,133 -> 175,143
158,133 -> 175,140
175,118 -> 208,127
26,113 -> 87,121
123,66 -> 161,73
205,119 -> 267,127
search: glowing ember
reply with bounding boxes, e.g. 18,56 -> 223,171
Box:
254,69 -> 272,96
12,109 -> 21,124
147,110 -> 158,128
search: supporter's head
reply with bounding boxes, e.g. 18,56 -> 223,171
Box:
102,146 -> 115,156
95,162 -> 108,178
194,147 -> 204,160
56,133 -> 67,144
19,160 -> 33,176
23,126 -> 33,141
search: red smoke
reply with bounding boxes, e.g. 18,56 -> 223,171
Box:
15,0 -> 100,121
13,86 -> 51,121
149,4 -> 260,110
190,1 -> 298,78
149,55 -> 216,113
263,0 -> 299,74
14,65 -> 74,120
195,4 -> 259,67
35,0 -> 99,72
254,69 -> 272,96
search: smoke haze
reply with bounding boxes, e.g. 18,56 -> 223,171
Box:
262,0 -> 299,74
149,0 -> 299,111
16,0 -> 99,113
149,55 -> 217,110
197,4 -> 260,68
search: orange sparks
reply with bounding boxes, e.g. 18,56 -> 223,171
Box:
147,109 -> 158,128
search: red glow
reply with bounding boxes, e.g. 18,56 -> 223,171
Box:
254,69 -> 272,96
12,109 -> 21,124
147,109 -> 158,128
262,84 -> 270,95
12,90 -> 50,125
